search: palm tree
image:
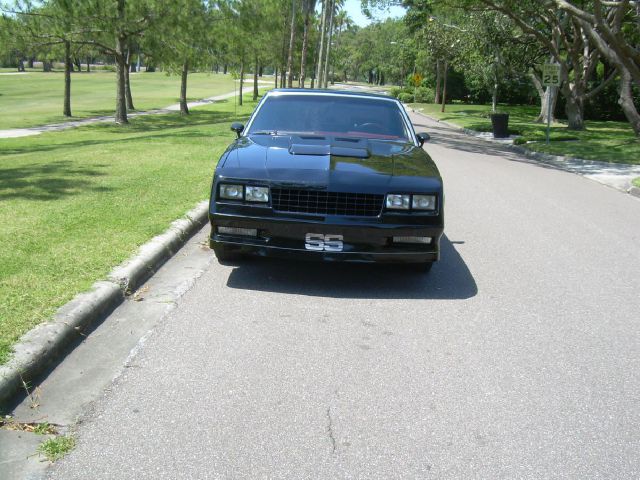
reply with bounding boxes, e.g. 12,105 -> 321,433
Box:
330,10 -> 351,84
298,0 -> 316,87
322,0 -> 344,88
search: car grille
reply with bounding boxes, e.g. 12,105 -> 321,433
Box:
271,188 -> 384,217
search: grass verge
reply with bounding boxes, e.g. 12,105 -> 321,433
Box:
411,103 -> 639,165
0,95 -> 264,365
38,435 -> 75,462
0,71 -> 260,129
633,177 -> 640,188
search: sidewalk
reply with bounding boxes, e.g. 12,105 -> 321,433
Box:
410,108 -> 640,195
0,83 -> 270,139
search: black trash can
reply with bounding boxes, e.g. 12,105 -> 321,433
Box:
490,113 -> 510,138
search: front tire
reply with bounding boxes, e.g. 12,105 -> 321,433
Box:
212,244 -> 241,263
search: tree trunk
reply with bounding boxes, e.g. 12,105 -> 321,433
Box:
322,0 -> 334,89
27,57 -> 34,68
124,49 -> 135,111
618,69 -> 640,136
239,57 -> 244,106
253,56 -> 259,101
63,41 -> 72,117
86,56 -> 91,72
223,64 -> 227,74
299,6 -> 311,88
115,27 -> 128,124
564,95 -> 584,130
441,61 -> 448,113
274,66 -> 278,88
180,59 -> 189,115
316,0 -> 328,88
18,59 -> 25,72
74,57 -> 81,72
286,0 -> 297,88
434,60 -> 441,104
43,61 -> 52,72
491,82 -> 498,113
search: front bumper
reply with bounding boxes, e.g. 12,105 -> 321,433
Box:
209,212 -> 443,264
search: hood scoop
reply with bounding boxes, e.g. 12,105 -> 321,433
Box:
288,136 -> 370,159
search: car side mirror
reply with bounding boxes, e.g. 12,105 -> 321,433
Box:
416,132 -> 430,146
231,122 -> 244,138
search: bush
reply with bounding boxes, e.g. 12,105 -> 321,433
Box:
398,92 -> 414,104
389,86 -> 402,99
414,87 -> 435,104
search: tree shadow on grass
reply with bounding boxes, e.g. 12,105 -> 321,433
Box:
0,160 -> 111,201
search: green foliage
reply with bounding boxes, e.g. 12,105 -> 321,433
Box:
38,436 -> 75,462
632,177 -> 640,188
392,86 -> 435,104
398,92 -> 414,103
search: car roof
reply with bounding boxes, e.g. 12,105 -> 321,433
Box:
265,88 -> 396,101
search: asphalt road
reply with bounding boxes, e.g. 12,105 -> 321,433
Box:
49,112 -> 640,479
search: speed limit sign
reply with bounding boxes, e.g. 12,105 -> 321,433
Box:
542,64 -> 561,86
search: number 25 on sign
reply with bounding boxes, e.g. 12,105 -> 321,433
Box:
542,64 -> 561,87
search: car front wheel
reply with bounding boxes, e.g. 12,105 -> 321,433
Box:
212,244 -> 241,263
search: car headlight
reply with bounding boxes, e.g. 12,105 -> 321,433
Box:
219,184 -> 244,200
386,194 -> 410,210
412,195 -> 436,210
245,186 -> 269,203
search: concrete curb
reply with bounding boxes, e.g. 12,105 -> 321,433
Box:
0,201 -> 209,407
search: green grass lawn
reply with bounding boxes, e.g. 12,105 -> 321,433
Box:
411,103 -> 640,165
633,177 -> 640,188
0,95 -> 265,365
0,70 -> 253,129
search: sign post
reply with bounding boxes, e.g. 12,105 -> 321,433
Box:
542,64 -> 561,145
412,73 -> 423,104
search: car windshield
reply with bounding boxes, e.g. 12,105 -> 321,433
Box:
247,94 -> 412,141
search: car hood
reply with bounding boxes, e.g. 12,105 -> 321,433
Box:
218,134 -> 442,193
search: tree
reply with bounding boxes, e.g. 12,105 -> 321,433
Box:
472,0 -> 617,130
553,0 -> 640,135
299,0 -> 316,87
61,0 -> 164,124
315,0 -> 330,87
285,0 -> 299,87
144,0 -> 213,115
6,0 -> 85,117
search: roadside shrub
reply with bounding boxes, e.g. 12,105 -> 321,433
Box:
414,87 -> 435,104
398,92 -> 414,104
513,137 -> 528,145
389,86 -> 402,99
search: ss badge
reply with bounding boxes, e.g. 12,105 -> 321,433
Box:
305,233 -> 344,252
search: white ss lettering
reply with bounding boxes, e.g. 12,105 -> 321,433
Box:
305,233 -> 343,252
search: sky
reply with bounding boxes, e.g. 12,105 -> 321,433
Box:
342,0 -> 406,27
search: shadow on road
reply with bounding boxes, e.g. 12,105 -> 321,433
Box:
225,235 -> 477,300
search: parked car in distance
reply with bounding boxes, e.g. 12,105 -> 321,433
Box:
208,89 -> 444,272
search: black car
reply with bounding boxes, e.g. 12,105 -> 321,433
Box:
208,89 -> 444,271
